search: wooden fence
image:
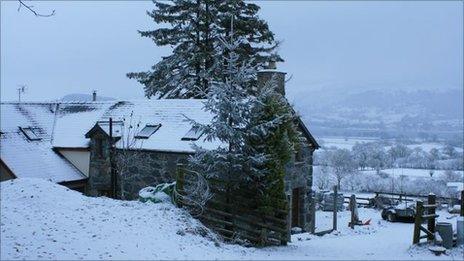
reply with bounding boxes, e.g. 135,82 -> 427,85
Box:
343,196 -> 371,207
374,192 -> 459,204
413,194 -> 438,244
343,191 -> 462,209
175,164 -> 289,246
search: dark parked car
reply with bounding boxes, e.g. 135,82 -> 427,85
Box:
381,203 -> 416,223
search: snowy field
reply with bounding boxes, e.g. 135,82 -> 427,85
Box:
319,137 -> 379,150
1,178 -> 463,260
407,143 -> 464,153
319,136 -> 463,153
362,168 -> 464,180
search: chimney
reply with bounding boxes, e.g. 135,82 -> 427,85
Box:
257,61 -> 286,95
92,90 -> 97,101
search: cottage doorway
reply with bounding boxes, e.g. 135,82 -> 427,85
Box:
291,187 -> 301,227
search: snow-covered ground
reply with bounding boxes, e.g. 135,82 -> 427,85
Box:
1,178 -> 463,260
319,136 -> 463,153
407,142 -> 463,153
362,168 -> 464,180
319,137 -> 379,150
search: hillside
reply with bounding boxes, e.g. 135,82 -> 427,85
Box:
291,88 -> 463,139
1,178 -> 462,260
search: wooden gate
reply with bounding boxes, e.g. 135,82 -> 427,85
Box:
175,164 -> 290,246
413,194 -> 438,244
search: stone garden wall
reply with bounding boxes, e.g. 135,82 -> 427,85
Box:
115,150 -> 189,200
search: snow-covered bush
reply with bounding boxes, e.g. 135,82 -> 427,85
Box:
139,182 -> 175,203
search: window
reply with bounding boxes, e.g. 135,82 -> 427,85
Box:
181,126 -> 202,141
135,124 -> 161,139
19,127 -> 41,141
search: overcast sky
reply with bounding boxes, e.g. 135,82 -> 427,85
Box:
1,1 -> 462,102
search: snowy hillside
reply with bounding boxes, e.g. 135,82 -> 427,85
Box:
1,179 -> 462,260
291,88 -> 463,139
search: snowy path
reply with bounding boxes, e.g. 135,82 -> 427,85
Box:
1,178 -> 463,260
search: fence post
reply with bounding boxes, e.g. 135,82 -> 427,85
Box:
461,190 -> 463,217
175,163 -> 185,207
413,200 -> 423,244
310,192 -> 316,234
427,194 -> 436,241
333,185 -> 338,231
349,194 -> 356,229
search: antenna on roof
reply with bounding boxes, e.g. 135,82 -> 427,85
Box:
17,84 -> 26,102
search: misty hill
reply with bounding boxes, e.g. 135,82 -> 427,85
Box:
61,93 -> 115,102
292,88 -> 463,140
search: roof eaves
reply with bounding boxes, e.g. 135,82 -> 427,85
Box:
84,124 -> 110,139
297,117 -> 320,149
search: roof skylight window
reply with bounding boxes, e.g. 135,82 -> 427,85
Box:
181,126 -> 202,141
20,127 -> 41,141
135,124 -> 161,139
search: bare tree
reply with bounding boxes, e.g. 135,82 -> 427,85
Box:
113,112 -> 145,200
329,149 -> 356,190
17,0 -> 55,17
314,165 -> 333,190
173,169 -> 212,216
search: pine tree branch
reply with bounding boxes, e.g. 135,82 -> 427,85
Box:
17,0 -> 55,17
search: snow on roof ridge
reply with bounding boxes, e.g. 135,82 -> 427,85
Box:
1,101 -> 116,105
1,101 -> 59,105
59,101 -> 116,104
1,99 -> 206,105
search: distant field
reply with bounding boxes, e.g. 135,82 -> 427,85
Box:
362,168 -> 464,180
318,136 -> 463,152
318,136 -> 380,150
406,143 -> 464,153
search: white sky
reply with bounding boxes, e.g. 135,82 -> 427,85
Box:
1,1 -> 462,102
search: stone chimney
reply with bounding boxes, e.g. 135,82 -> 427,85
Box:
257,61 -> 286,95
92,90 -> 97,101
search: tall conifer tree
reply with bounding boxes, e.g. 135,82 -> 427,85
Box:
188,35 -> 298,216
127,0 -> 282,98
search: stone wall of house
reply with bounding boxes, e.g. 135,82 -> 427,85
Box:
0,160 -> 15,181
115,150 -> 189,200
284,140 -> 315,232
87,134 -> 113,197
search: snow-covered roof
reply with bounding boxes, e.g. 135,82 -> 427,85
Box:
52,101 -> 115,148
1,99 -> 318,181
0,100 -> 223,162
99,100 -> 222,153
0,103 -> 86,183
51,100 -> 222,153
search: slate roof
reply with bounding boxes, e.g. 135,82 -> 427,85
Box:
1,99 -> 318,181
0,103 -> 87,183
49,100 -> 223,153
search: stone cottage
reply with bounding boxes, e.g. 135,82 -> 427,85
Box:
0,68 -> 319,240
